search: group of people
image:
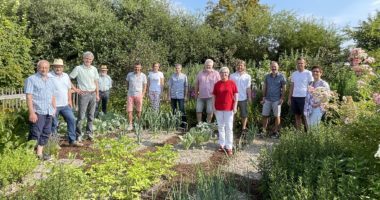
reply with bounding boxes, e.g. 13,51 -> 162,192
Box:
25,51 -> 329,159
24,51 -> 112,159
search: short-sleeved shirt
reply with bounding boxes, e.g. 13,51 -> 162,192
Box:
230,72 -> 251,101
168,73 -> 188,99
99,74 -> 112,92
196,70 -> 221,98
264,73 -> 287,102
291,70 -> 313,97
212,80 -> 238,111
24,73 -> 56,115
148,71 -> 164,92
69,65 -> 99,91
126,72 -> 147,96
50,72 -> 71,107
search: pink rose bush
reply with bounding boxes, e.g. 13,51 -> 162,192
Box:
348,48 -> 375,76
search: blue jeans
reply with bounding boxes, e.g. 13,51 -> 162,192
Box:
171,99 -> 186,126
95,90 -> 110,117
51,106 -> 77,143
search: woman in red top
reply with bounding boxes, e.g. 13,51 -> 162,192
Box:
212,67 -> 238,156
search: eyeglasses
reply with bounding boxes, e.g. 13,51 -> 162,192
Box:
312,71 -> 320,73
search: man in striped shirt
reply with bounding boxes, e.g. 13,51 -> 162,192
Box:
24,60 -> 56,160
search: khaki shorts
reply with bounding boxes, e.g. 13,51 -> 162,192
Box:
196,98 -> 213,113
262,100 -> 281,117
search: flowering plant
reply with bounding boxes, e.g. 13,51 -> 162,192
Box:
373,93 -> 380,105
348,48 -> 376,75
310,86 -> 330,103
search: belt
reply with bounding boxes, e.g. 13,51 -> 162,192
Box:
100,90 -> 109,92
81,91 -> 96,94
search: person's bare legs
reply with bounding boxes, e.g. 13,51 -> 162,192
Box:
36,145 -> 43,157
242,117 -> 248,130
262,116 -> 269,132
128,111 -> 133,125
206,113 -> 213,123
295,114 -> 303,130
196,112 -> 202,123
274,116 -> 281,132
137,111 -> 142,119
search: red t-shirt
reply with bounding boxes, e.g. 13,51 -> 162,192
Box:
212,80 -> 238,111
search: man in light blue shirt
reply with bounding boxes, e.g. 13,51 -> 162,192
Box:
24,60 -> 56,160
70,51 -> 99,141
168,64 -> 188,128
50,59 -> 83,147
95,65 -> 112,117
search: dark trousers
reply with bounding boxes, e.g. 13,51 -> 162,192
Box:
28,114 -> 52,146
95,90 -> 110,117
171,98 -> 187,125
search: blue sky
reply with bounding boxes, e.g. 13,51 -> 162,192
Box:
172,0 -> 380,28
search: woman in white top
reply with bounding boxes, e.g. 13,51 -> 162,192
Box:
147,62 -> 164,111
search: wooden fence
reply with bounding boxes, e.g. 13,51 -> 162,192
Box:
0,88 -> 80,111
0,88 -> 26,110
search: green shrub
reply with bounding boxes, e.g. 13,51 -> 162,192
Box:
258,122 -> 380,199
0,109 -> 29,153
0,142 -> 39,189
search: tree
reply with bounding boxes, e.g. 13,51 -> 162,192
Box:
0,0 -> 33,88
347,11 -> 380,51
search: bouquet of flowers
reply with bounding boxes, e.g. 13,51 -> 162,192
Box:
311,86 -> 330,103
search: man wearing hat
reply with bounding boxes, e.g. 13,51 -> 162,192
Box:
50,58 -> 83,147
95,65 -> 113,117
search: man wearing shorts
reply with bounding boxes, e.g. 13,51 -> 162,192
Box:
126,62 -> 147,131
194,59 -> 220,123
288,57 -> 313,130
230,59 -> 252,131
261,61 -> 286,138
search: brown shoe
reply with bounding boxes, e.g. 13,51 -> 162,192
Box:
226,149 -> 233,156
218,145 -> 225,152
70,141 -> 84,147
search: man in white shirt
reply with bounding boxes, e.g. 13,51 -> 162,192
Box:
230,60 -> 252,131
50,59 -> 83,146
288,57 -> 313,130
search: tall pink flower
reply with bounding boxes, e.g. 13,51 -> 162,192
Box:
373,93 -> 380,105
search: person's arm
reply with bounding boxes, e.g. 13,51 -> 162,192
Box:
288,82 -> 294,106
26,94 -> 37,123
212,94 -> 216,112
194,75 -> 199,99
142,75 -> 147,97
280,84 -> 286,105
52,95 -> 56,115
184,76 -> 188,101
95,79 -> 100,101
233,93 -> 238,113
261,82 -> 267,104
160,73 -> 164,93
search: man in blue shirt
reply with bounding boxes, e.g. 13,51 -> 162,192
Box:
24,60 -> 56,160
260,61 -> 287,138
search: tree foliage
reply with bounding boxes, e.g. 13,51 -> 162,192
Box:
0,0 -> 33,88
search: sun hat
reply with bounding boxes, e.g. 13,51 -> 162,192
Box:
100,65 -> 108,71
51,58 -> 64,66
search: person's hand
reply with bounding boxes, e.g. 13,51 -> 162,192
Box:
233,107 -> 237,114
248,98 -> 252,104
29,113 -> 38,123
279,99 -> 284,105
76,89 -> 84,95
260,98 -> 265,105
96,95 -> 100,102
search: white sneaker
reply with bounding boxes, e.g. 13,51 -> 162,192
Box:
127,124 -> 133,131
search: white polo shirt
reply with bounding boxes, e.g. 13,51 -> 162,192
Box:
230,72 -> 251,101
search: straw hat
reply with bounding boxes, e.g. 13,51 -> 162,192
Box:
100,65 -> 108,71
51,58 -> 64,66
